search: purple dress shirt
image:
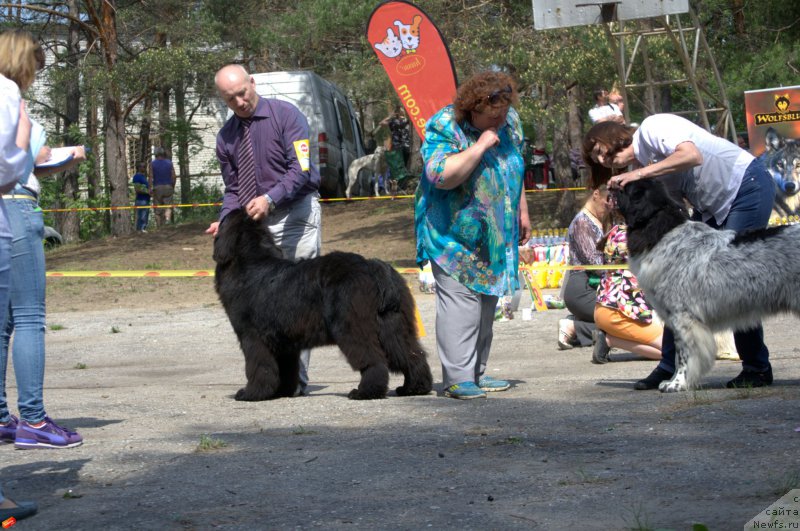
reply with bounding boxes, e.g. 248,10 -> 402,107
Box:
216,97 -> 320,221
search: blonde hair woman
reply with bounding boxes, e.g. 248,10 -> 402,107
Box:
0,28 -> 39,523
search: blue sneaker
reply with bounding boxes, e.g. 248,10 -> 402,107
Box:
478,375 -> 511,392
444,381 -> 487,400
0,415 -> 18,443
14,416 -> 83,449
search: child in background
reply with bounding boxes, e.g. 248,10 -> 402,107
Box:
132,162 -> 150,232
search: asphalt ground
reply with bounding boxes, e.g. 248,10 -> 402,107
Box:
1,289 -> 799,530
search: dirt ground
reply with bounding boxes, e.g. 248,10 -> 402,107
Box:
44,198 -> 418,313
1,198 -> 798,530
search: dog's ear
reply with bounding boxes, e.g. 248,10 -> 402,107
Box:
213,210 -> 243,265
618,180 -> 665,228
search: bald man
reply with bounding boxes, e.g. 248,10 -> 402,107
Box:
207,64 -> 322,395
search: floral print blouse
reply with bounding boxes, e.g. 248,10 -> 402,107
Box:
596,224 -> 655,323
415,105 -> 524,296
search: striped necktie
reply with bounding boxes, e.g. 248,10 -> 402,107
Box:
237,118 -> 259,208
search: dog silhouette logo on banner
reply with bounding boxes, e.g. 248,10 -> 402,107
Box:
367,1 -> 457,140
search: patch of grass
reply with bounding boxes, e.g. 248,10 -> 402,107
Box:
558,467 -> 612,486
687,388 -> 714,405
622,501 -> 653,530
196,434 -> 227,452
49,324 -> 65,331
74,362 -> 87,370
494,436 -> 524,445
143,263 -> 163,270
110,326 -> 120,333
292,426 -> 318,436
773,470 -> 800,495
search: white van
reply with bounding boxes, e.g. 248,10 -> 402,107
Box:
250,71 -> 366,197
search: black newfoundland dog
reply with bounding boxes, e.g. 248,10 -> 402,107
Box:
213,209 -> 433,400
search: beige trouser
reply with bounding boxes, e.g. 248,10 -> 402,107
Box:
152,185 -> 174,225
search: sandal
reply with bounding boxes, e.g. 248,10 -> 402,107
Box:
557,319 -> 575,350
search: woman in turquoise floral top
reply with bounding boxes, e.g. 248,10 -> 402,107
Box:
592,223 -> 663,363
415,71 -> 531,400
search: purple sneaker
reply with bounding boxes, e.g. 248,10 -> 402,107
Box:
0,415 -> 18,443
14,416 -> 83,449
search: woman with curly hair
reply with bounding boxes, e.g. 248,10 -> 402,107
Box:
415,71 -> 531,399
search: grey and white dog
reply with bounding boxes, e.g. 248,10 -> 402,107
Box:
615,179 -> 800,392
346,146 -> 388,199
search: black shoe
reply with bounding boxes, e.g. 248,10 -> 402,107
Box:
0,499 -> 38,522
726,368 -> 773,388
634,366 -> 674,390
591,329 -> 611,364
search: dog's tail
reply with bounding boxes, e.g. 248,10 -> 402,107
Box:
372,261 -> 433,396
680,317 -> 718,389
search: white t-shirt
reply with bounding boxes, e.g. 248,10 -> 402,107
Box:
633,114 -> 754,224
588,103 -> 622,124
0,74 -> 26,239
1,75 -> 27,188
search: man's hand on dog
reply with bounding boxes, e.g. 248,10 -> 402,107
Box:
205,221 -> 220,238
245,196 -> 270,221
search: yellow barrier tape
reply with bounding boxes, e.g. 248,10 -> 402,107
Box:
39,186 -> 590,213
45,263 -> 625,278
46,270 -> 214,278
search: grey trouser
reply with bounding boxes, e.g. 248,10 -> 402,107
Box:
266,192 -> 321,390
432,262 -> 498,388
562,270 -> 597,347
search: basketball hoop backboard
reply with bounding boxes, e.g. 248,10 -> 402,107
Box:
532,0 -> 689,30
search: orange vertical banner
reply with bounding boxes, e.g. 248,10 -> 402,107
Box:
367,1 -> 458,140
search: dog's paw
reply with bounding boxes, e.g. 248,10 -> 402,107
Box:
395,385 -> 431,397
658,379 -> 687,393
234,387 -> 272,401
348,388 -> 387,400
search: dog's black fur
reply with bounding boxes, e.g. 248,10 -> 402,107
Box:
613,179 -> 689,256
213,209 -> 433,400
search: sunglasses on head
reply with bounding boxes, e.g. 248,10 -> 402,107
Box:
485,85 -> 512,106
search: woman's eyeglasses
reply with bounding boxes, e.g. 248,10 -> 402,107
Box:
485,85 -> 513,106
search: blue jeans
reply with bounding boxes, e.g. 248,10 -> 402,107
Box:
0,229 -> 13,425
135,198 -> 150,231
0,197 -> 46,424
658,159 -> 775,374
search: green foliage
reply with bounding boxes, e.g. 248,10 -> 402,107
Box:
196,434 -> 228,451
8,0 -> 800,242
173,182 -> 223,224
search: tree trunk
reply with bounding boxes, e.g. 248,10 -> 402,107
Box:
56,0 -> 82,243
174,83 -> 191,204
552,113 -> 577,229
85,87 -> 102,202
566,84 -> 583,149
138,95 -> 153,166
155,32 -> 172,156
99,0 -> 131,236
106,96 -> 131,236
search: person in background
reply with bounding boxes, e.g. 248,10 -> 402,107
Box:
149,146 -> 176,227
380,106 -> 412,185
588,88 -> 624,125
558,179 -> 611,350
591,223 -> 663,364
1,34 -> 85,452
207,64 -> 321,396
132,161 -> 150,232
416,71 -> 531,400
0,28 -> 38,523
584,115 -> 775,390
608,89 -> 625,116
